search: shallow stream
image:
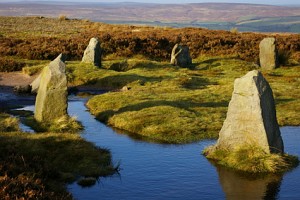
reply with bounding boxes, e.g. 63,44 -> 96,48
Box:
20,96 -> 300,200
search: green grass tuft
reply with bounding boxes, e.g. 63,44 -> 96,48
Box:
24,115 -> 83,133
0,113 -> 20,132
0,112 -> 117,198
204,144 -> 299,174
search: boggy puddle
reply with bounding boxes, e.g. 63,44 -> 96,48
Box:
17,96 -> 300,200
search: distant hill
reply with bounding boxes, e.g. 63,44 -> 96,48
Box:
0,2 -> 299,32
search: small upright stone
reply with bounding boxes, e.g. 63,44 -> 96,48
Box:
34,54 -> 68,122
215,70 -> 284,154
170,44 -> 192,68
82,37 -> 101,67
259,37 -> 279,70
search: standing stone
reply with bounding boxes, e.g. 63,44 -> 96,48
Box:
30,73 -> 41,94
215,70 -> 283,154
34,54 -> 68,122
170,44 -> 192,68
82,37 -> 101,67
259,37 -> 279,70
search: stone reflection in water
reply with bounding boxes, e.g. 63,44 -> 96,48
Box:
216,165 -> 282,199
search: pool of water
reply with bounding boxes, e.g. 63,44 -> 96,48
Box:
64,99 -> 300,200
19,97 -> 300,199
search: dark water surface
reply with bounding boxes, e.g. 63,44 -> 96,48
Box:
20,98 -> 300,200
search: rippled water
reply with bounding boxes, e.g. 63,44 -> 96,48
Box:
19,97 -> 300,200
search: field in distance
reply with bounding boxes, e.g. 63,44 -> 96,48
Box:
0,2 -> 300,32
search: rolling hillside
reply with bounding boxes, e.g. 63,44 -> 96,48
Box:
0,2 -> 299,32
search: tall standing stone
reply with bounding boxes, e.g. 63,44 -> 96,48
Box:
82,37 -> 101,67
215,70 -> 283,154
34,54 -> 68,122
170,44 -> 192,68
259,37 -> 279,70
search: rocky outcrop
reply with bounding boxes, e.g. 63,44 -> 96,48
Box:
170,44 -> 192,68
215,70 -> 284,154
259,37 -> 279,70
82,37 -> 101,67
34,54 -> 68,122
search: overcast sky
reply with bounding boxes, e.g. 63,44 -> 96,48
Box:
0,0 -> 299,5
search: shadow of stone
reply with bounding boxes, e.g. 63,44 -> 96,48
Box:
275,98 -> 295,104
82,73 -> 169,89
105,60 -> 172,72
193,56 -> 239,70
181,76 -> 218,89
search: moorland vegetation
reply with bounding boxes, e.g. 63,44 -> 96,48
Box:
1,16 -> 299,143
0,16 -> 300,197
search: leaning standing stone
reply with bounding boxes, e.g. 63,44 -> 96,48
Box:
170,44 -> 192,68
30,73 -> 41,94
82,37 -> 102,67
34,54 -> 68,122
215,70 -> 284,154
259,37 -> 279,70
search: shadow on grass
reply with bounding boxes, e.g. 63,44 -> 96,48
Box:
82,73 -> 171,88
181,76 -> 218,89
275,98 -> 295,104
193,56 -> 240,70
96,99 -> 228,122
106,59 -> 170,72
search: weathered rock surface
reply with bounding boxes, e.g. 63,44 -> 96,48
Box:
34,54 -> 68,122
30,73 -> 41,93
215,70 -> 284,153
259,37 -> 279,70
82,37 -> 101,67
170,44 -> 192,68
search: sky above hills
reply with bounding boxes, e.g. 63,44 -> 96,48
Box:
0,0 -> 299,5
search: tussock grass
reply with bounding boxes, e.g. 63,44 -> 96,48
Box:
24,115 -> 83,133
0,113 -> 20,132
0,131 -> 117,198
0,112 -> 117,198
204,145 -> 299,174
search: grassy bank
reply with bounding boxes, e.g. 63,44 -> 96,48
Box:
203,145 -> 299,174
67,56 -> 300,143
0,113 -> 117,199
